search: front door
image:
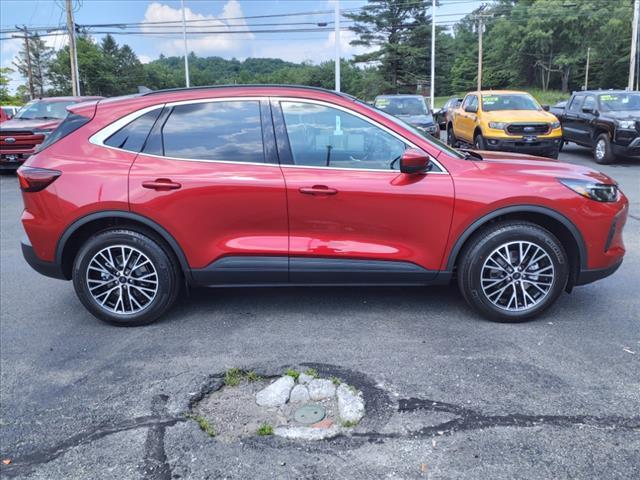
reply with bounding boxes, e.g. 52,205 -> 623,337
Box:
129,98 -> 289,284
272,99 -> 455,283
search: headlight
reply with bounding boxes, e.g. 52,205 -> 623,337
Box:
559,178 -> 619,202
617,120 -> 635,130
489,122 -> 507,130
551,121 -> 560,129
32,128 -> 53,137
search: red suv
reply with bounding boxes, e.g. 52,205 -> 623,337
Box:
17,86 -> 628,326
1,96 -> 101,170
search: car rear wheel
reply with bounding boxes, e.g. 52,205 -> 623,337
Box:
72,229 -> 181,326
594,133 -> 615,164
447,125 -> 458,147
457,222 -> 569,322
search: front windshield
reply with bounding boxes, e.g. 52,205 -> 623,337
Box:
363,100 -> 466,160
482,94 -> 540,112
599,93 -> 640,111
14,100 -> 74,120
375,97 -> 430,116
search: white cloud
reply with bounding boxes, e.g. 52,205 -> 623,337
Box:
138,54 -> 152,64
142,1 -> 254,57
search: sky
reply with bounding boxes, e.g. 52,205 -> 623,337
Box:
1,0 -> 481,93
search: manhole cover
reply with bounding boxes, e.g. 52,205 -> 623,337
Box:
293,404 -> 326,425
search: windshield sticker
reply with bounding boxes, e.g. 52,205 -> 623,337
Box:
483,96 -> 499,104
600,95 -> 618,101
376,99 -> 390,108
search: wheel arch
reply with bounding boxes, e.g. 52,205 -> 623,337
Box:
445,205 -> 587,286
56,211 -> 191,281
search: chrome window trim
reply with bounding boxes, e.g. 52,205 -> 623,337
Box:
89,95 -> 448,174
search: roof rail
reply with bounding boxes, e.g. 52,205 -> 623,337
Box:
140,84 -> 357,100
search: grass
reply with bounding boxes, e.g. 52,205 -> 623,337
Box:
257,423 -> 274,436
303,368 -> 319,379
341,420 -> 358,428
186,413 -> 216,437
285,368 -> 300,381
330,376 -> 341,386
246,370 -> 262,383
224,368 -> 244,386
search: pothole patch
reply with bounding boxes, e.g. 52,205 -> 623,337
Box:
191,367 -> 367,442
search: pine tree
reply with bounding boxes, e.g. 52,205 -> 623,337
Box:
13,34 -> 54,97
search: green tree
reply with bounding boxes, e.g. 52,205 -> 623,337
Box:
346,0 -> 430,91
13,33 -> 54,97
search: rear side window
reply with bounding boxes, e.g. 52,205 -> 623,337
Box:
160,101 -> 264,163
37,113 -> 90,152
104,109 -> 161,152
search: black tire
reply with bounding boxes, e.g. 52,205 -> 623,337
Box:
546,146 -> 560,159
593,133 -> 616,165
457,221 -> 569,323
72,229 -> 181,326
474,133 -> 486,150
558,140 -> 564,152
447,125 -> 458,147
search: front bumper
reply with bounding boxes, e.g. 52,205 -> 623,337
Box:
21,236 -> 66,280
612,135 -> 640,158
575,258 -> 623,286
0,153 -> 29,170
483,136 -> 562,155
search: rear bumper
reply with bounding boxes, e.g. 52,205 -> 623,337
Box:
483,137 -> 562,155
575,258 -> 623,286
21,236 -> 66,280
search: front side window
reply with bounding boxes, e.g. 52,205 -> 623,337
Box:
462,95 -> 477,110
568,95 -> 585,112
281,101 -> 406,170
161,101 -> 264,163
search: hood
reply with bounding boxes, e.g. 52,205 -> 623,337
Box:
602,110 -> 640,121
482,110 -> 557,123
0,117 -> 62,131
475,150 -> 614,184
396,113 -> 435,126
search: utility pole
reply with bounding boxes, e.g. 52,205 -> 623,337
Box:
476,5 -> 487,92
181,0 -> 190,88
584,47 -> 590,90
17,26 -> 35,100
629,0 -> 639,90
66,0 -> 80,96
334,0 -> 341,92
430,0 -> 435,109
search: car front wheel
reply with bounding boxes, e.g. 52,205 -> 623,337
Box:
474,133 -> 486,150
594,133 -> 615,164
72,229 -> 181,326
457,222 -> 569,322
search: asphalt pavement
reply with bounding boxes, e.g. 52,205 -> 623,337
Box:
0,143 -> 638,479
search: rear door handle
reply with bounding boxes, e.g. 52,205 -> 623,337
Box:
299,185 -> 337,196
142,179 -> 182,191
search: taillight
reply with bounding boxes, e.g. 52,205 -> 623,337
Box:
17,166 -> 61,192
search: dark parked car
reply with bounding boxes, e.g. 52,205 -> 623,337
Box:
18,85 -> 627,326
374,95 -> 440,137
554,90 -> 640,164
549,100 -> 567,119
435,97 -> 463,129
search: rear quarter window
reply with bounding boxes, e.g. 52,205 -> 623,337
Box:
37,114 -> 91,152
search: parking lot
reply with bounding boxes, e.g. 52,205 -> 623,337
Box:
0,144 -> 638,479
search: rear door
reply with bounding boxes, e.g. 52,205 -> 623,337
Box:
272,98 -> 454,283
127,98 -> 289,283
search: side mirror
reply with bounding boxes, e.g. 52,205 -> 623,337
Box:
542,104 -> 550,111
400,148 -> 431,174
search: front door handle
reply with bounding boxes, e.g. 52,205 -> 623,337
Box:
299,185 -> 338,196
142,178 -> 182,191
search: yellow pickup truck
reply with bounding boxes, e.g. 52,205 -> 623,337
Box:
447,90 -> 563,158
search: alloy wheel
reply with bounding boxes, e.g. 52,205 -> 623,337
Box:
86,245 -> 158,315
595,139 -> 606,161
480,241 -> 555,312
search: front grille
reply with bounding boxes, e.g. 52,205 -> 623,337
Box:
0,130 -> 45,154
506,123 -> 550,135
